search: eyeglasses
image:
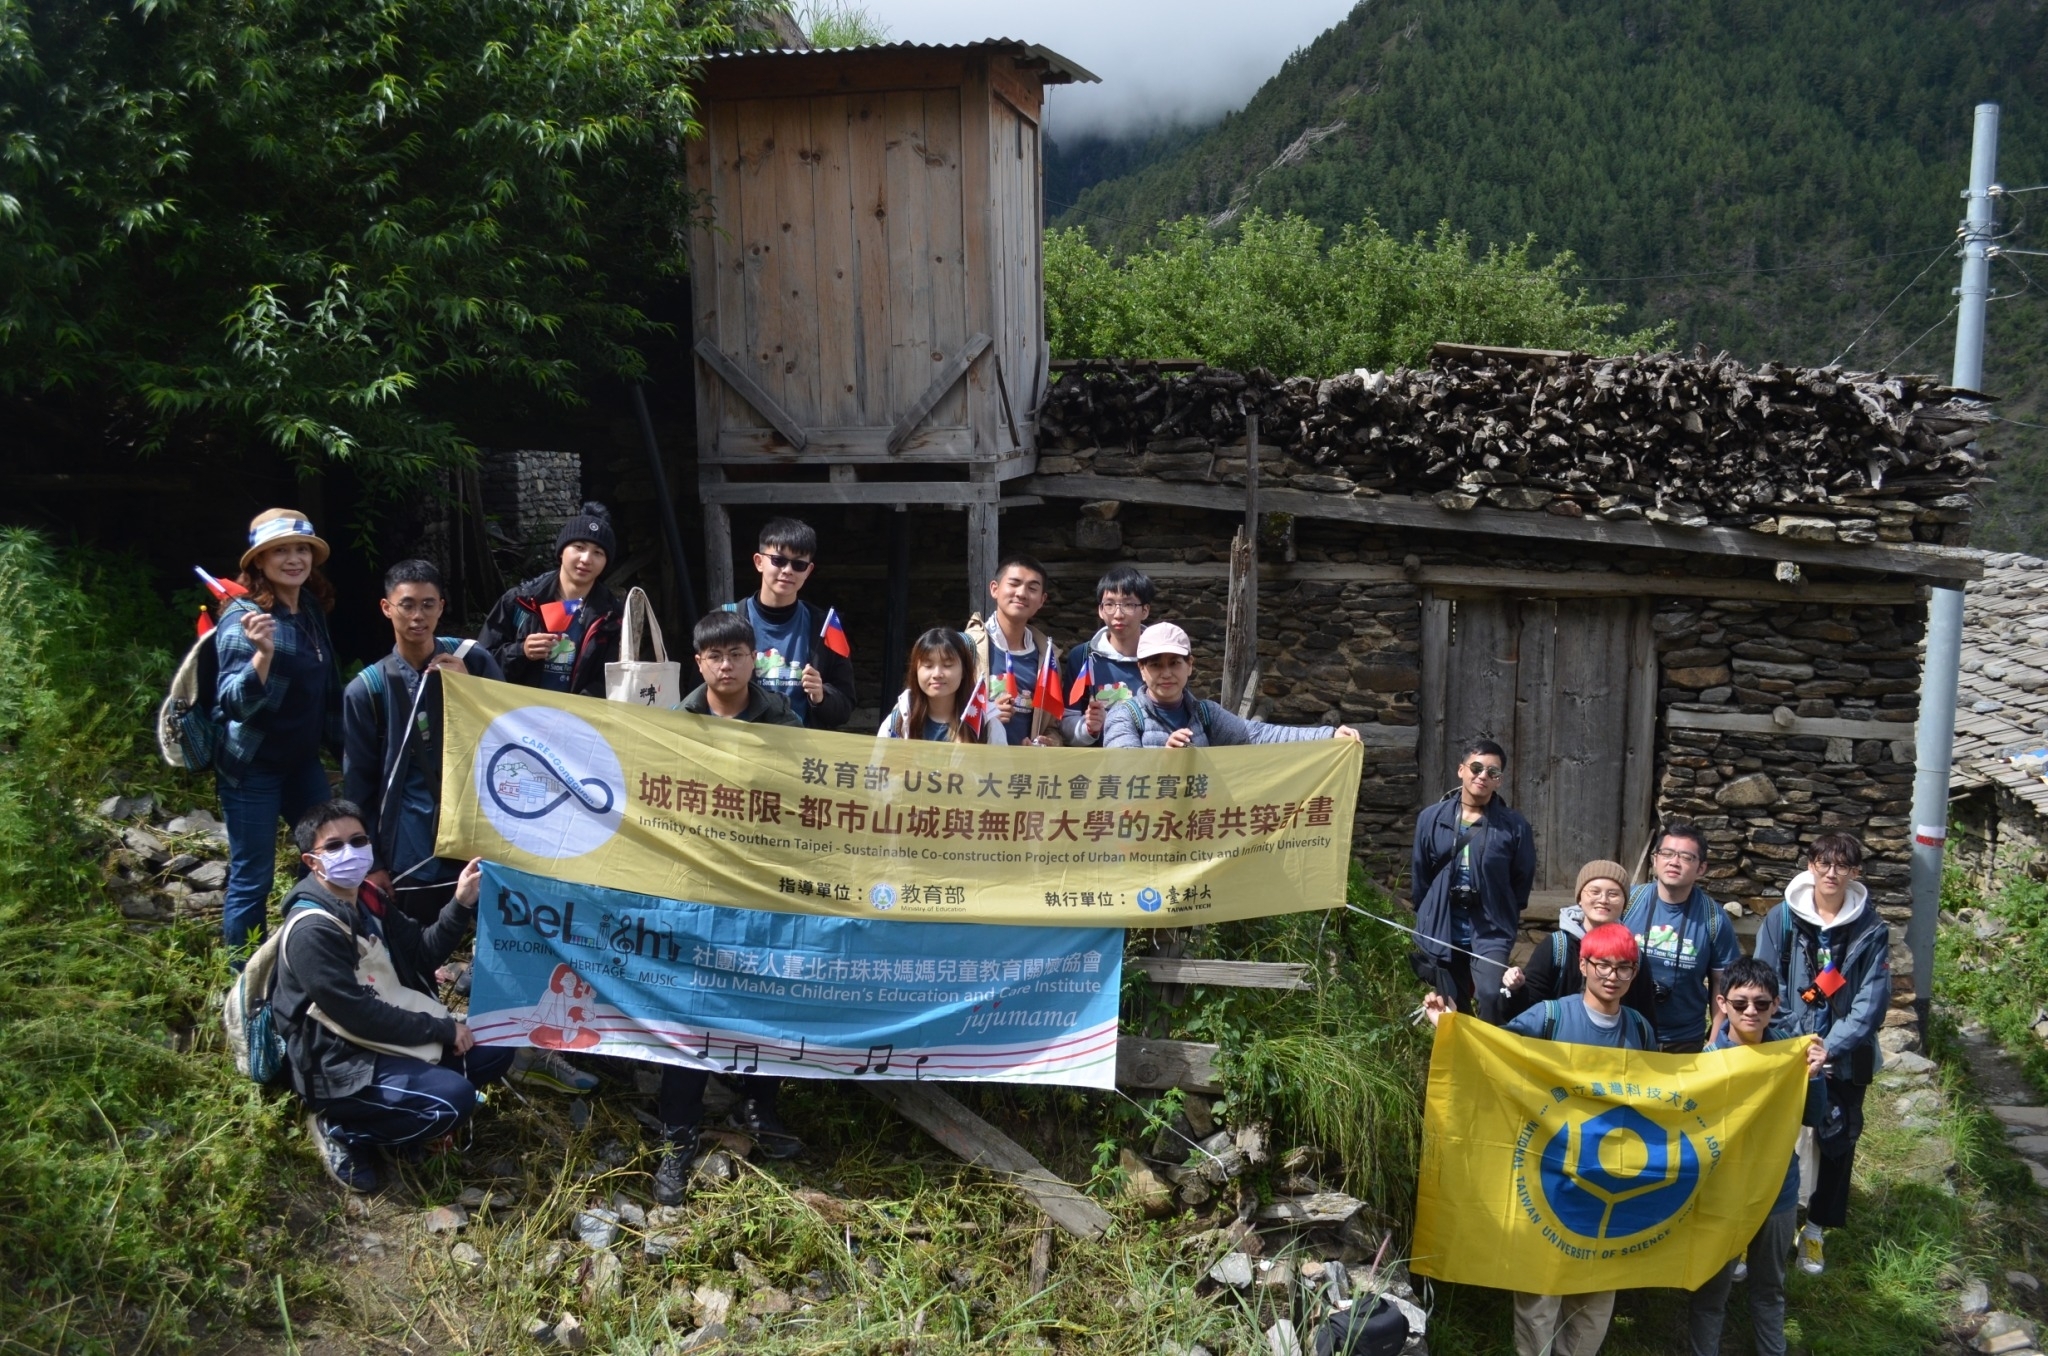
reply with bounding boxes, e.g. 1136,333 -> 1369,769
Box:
762,553 -> 813,573
1101,600 -> 1146,614
1465,762 -> 1503,779
317,834 -> 373,852
1584,960 -> 1638,977
1813,861 -> 1856,875
1655,849 -> 1702,866
699,648 -> 753,666
1724,996 -> 1775,1015
388,599 -> 442,615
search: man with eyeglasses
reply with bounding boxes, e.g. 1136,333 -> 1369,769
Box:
1686,957 -> 1827,1356
271,800 -> 511,1193
1755,833 -> 1890,1278
1410,738 -> 1535,1024
1623,822 -> 1740,1054
721,517 -> 855,730
342,559 -> 503,924
1059,565 -> 1155,746
1423,922 -> 1653,1356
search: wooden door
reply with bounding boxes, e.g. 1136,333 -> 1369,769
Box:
1418,593 -> 1658,892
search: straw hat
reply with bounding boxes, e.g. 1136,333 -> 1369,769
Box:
240,509 -> 330,570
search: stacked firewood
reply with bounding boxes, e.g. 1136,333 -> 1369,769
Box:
1037,349 -> 1992,530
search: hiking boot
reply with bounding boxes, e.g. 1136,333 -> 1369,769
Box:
307,1113 -> 379,1193
511,1046 -> 601,1095
652,1125 -> 701,1207
727,1097 -> 803,1160
1797,1224 -> 1824,1275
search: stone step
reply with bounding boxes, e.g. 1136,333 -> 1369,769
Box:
1993,1105 -> 2048,1130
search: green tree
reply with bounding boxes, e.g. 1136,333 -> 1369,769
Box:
1046,211 -> 1668,375
0,0 -> 744,496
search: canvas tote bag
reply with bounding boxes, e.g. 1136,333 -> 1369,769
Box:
308,929 -> 452,1064
605,585 -> 683,708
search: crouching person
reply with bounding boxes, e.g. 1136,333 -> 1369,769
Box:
1426,922 -> 1654,1356
272,800 -> 512,1192
1687,958 -> 1828,1356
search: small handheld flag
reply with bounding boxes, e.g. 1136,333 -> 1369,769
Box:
1067,653 -> 1096,707
539,597 -> 582,632
820,607 -> 852,659
1000,649 -> 1019,701
195,607 -> 215,639
192,565 -> 249,600
1033,650 -> 1066,721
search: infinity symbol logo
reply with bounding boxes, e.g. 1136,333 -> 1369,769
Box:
475,707 -> 624,859
487,739 -> 616,819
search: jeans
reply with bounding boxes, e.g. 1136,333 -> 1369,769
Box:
1688,1207 -> 1796,1356
1512,1289 -> 1615,1356
1448,943 -> 1514,1023
218,759 -> 332,949
311,1048 -> 516,1152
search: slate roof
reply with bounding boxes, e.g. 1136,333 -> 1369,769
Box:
1954,552 -> 2048,816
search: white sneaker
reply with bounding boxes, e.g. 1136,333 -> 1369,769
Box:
1731,1260 -> 1749,1283
1797,1225 -> 1824,1275
510,1046 -> 600,1095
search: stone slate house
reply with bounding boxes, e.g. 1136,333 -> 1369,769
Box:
1951,553 -> 2048,886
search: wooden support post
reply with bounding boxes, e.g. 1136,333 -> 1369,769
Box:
1221,530 -> 1256,715
865,1083 -> 1111,1240
884,508 -> 911,701
702,469 -> 735,608
967,494 -> 998,620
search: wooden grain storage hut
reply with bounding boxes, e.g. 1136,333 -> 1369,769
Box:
685,40 -> 1097,614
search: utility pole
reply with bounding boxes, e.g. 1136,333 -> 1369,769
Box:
1907,101 -> 1999,1022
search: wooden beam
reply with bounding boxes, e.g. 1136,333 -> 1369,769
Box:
712,426 -> 980,463
701,467 -> 734,607
864,1083 -> 1111,1239
890,333 -> 992,454
1619,602 -> 1659,868
1021,474 -> 1984,583
694,338 -> 809,452
1665,708 -> 1918,741
1127,959 -> 1311,990
1414,564 -> 1925,605
1116,1037 -> 1221,1093
701,479 -> 997,507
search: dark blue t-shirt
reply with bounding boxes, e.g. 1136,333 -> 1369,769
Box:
1707,1031 -> 1801,1215
537,605 -> 590,693
250,607 -> 330,771
987,636 -> 1040,745
741,598 -> 813,723
1504,996 -> 1656,1050
1627,885 -> 1742,1045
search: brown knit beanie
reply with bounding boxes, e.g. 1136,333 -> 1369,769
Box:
1575,859 -> 1631,901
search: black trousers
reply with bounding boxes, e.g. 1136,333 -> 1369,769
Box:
1447,943 -> 1514,1024
312,1047 -> 515,1151
656,1066 -> 782,1140
1809,1077 -> 1867,1229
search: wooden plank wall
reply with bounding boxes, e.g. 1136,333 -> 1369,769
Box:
987,90 -> 1042,449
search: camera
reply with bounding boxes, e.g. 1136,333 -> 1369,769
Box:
1654,982 -> 1672,1002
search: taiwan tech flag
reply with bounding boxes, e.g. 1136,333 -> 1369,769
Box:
1412,1014 -> 1813,1293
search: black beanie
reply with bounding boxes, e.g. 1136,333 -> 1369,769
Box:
555,501 -> 616,561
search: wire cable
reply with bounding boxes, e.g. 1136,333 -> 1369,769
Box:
1878,304 -> 1958,371
1827,245 -> 1953,366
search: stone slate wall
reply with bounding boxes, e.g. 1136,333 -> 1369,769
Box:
1952,788 -> 2048,892
482,449 -> 582,567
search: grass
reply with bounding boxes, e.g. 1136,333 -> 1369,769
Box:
1937,863 -> 2048,1098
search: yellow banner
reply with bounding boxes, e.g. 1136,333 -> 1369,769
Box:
435,674 -> 1361,926
1412,1014 -> 1813,1293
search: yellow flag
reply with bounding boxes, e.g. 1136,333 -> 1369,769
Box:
435,674 -> 1361,926
1412,1013 -> 1813,1293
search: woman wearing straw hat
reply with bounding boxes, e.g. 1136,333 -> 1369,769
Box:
214,509 -> 345,951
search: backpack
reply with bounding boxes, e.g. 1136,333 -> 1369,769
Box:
221,904 -> 334,1083
157,599 -> 253,770
1541,998 -> 1654,1048
1624,883 -> 1722,949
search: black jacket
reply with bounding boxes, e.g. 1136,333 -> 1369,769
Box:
272,877 -> 474,1102
1409,792 -> 1536,960
476,571 -> 622,698
1505,914 -> 1659,1025
679,681 -> 804,727
340,641 -> 504,873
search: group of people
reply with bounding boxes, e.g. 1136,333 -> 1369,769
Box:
212,503 -> 1361,1197
1414,737 -> 1893,1356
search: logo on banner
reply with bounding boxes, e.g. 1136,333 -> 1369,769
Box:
869,884 -> 897,911
1535,1105 -> 1701,1241
476,706 -> 623,858
1137,887 -> 1163,913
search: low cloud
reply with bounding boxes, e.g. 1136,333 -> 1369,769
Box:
861,0 -> 1356,137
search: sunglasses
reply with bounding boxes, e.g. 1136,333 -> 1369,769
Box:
1585,960 -> 1638,977
762,553 -> 813,573
317,834 -> 373,852
1724,996 -> 1775,1015
1466,762 -> 1504,779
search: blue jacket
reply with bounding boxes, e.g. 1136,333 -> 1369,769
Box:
1756,873 -> 1892,1067
340,640 -> 503,874
212,596 -> 343,784
1410,793 -> 1534,961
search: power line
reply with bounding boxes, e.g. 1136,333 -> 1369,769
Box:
1879,304 -> 1958,370
1827,246 -> 1953,366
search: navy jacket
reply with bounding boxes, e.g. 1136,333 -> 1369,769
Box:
1757,875 -> 1893,1067
1410,792 -> 1535,961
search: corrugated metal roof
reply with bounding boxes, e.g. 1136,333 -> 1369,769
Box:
1953,551 -> 2048,817
709,39 -> 1101,85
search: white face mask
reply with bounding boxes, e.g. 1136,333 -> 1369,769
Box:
316,841 -> 376,890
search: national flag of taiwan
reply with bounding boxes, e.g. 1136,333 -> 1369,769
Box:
820,607 -> 852,658
1033,649 -> 1066,721
1067,653 -> 1096,707
1000,649 -> 1020,700
540,597 -> 581,632
192,565 -> 248,600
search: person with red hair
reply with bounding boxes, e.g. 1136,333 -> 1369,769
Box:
1423,921 -> 1654,1356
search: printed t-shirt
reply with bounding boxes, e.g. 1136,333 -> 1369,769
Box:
1629,886 -> 1742,1045
743,598 -> 813,722
538,605 -> 590,692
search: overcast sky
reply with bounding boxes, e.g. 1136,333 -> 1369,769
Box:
859,0 -> 1357,138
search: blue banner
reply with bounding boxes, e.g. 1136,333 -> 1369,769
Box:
469,862 -> 1124,1087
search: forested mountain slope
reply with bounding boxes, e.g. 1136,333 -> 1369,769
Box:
1052,0 -> 2048,549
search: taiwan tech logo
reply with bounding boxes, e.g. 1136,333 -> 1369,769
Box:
476,706 -> 623,859
1528,1105 -> 1702,1252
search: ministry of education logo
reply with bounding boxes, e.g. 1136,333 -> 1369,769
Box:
476,706 -> 623,859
